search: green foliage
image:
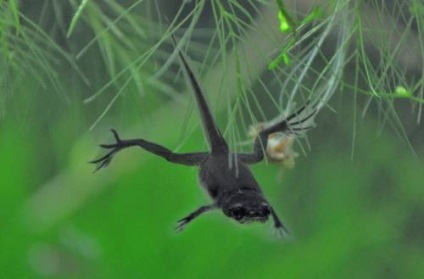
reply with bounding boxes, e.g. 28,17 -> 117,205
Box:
270,1 -> 322,68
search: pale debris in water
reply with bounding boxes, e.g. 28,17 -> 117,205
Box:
249,123 -> 298,169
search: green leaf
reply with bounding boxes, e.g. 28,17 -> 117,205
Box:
395,86 -> 412,97
275,0 -> 297,34
67,0 -> 90,37
278,10 -> 291,33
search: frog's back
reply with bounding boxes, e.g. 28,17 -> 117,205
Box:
198,154 -> 261,199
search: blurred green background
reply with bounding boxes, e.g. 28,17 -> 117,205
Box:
1,1 -> 423,278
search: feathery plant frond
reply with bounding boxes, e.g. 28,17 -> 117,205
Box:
68,0 -> 158,130
352,0 -> 423,102
64,0 -> 422,148
235,0 -> 423,153
69,0 -> 211,130
227,0 -> 353,156
342,0 -> 423,150
0,0 -> 87,120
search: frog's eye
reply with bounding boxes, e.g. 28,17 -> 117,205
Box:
229,205 -> 246,220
